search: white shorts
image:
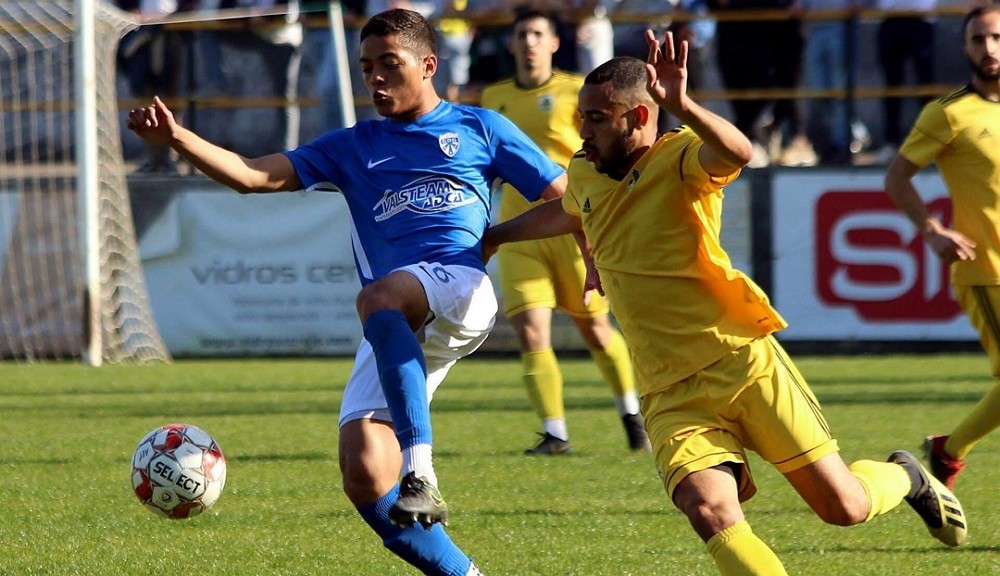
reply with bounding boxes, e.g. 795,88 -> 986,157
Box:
338,263 -> 498,427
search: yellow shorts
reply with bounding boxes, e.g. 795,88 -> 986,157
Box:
642,335 -> 839,503
955,284 -> 1000,376
496,233 -> 609,318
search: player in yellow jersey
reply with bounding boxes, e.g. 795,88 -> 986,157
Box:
484,29 -> 969,575
480,9 -> 647,455
884,5 -> 1000,491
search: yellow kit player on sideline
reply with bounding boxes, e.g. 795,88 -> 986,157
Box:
885,5 -> 1000,491
485,31 -> 968,575
480,9 -> 648,455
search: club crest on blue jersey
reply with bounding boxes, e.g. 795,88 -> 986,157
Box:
373,175 -> 475,221
439,132 -> 460,157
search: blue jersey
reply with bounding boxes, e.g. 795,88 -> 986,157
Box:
285,101 -> 563,285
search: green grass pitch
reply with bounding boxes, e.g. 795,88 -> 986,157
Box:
1,353 -> 998,575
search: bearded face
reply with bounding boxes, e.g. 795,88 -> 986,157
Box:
966,50 -> 1000,82
963,11 -> 1000,83
578,83 -> 647,180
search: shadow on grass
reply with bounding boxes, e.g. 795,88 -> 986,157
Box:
3,401 -> 344,419
808,374 -> 993,387
0,457 -> 76,465
816,390 -> 986,405
780,542 -> 1000,554
0,383 -> 347,398
228,451 -> 332,463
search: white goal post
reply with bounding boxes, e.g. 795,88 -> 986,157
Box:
0,0 -> 170,364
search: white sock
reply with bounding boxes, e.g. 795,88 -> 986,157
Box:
542,418 -> 569,441
614,391 -> 641,416
401,443 -> 437,488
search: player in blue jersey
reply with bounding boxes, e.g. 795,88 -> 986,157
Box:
127,9 -> 565,576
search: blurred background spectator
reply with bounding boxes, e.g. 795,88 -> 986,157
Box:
670,0 -> 717,93
305,0 -> 369,126
117,0 -> 186,172
708,0 -> 815,167
189,0 -> 232,99
874,0 -> 937,164
437,0 -> 475,101
797,0 -> 856,165
237,0 -> 303,151
612,0 -> 674,60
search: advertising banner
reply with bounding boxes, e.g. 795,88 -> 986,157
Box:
138,185 -> 363,356
771,170 -> 976,341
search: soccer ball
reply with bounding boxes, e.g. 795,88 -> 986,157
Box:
131,423 -> 227,519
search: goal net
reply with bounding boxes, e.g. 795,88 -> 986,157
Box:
0,1 -> 170,363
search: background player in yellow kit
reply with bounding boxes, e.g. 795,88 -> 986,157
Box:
480,9 -> 647,454
484,29 -> 968,575
884,4 -> 1000,491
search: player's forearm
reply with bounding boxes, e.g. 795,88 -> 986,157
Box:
673,96 -> 753,171
485,199 -> 581,246
884,159 -> 940,236
572,230 -> 593,264
168,126 -> 291,193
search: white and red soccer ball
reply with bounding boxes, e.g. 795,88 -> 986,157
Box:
131,423 -> 227,519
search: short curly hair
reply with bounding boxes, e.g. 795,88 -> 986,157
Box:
584,57 -> 652,106
360,8 -> 437,57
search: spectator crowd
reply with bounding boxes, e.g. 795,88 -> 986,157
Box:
116,0 -> 979,171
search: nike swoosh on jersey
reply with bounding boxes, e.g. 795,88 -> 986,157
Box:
367,156 -> 396,169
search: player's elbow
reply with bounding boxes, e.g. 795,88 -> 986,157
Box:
559,212 -> 583,235
883,155 -> 916,197
232,175 -> 295,195
232,182 -> 276,195
233,184 -> 257,195
733,140 -> 754,167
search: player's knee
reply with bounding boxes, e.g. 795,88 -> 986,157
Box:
356,277 -> 427,329
813,492 -> 869,526
514,322 -> 546,350
340,419 -> 403,507
577,318 -> 612,350
678,497 -> 745,541
356,284 -> 394,320
579,330 -> 605,350
340,460 -> 377,505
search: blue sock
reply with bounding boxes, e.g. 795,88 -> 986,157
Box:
358,485 -> 472,576
363,309 -> 431,448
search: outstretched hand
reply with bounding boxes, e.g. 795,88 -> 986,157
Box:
125,96 -> 177,145
645,29 -> 688,116
926,227 -> 977,264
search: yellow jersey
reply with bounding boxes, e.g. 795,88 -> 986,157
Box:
438,0 -> 469,36
480,71 -> 583,221
562,127 -> 787,393
900,86 -> 1000,286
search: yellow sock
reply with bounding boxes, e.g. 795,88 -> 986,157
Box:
522,349 -> 563,421
590,329 -> 634,398
948,380 -> 1000,459
848,460 -> 910,521
706,521 -> 787,576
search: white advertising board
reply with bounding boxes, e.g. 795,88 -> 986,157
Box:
138,186 -> 363,356
771,170 -> 976,341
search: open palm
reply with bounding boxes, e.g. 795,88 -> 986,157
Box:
645,29 -> 688,116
